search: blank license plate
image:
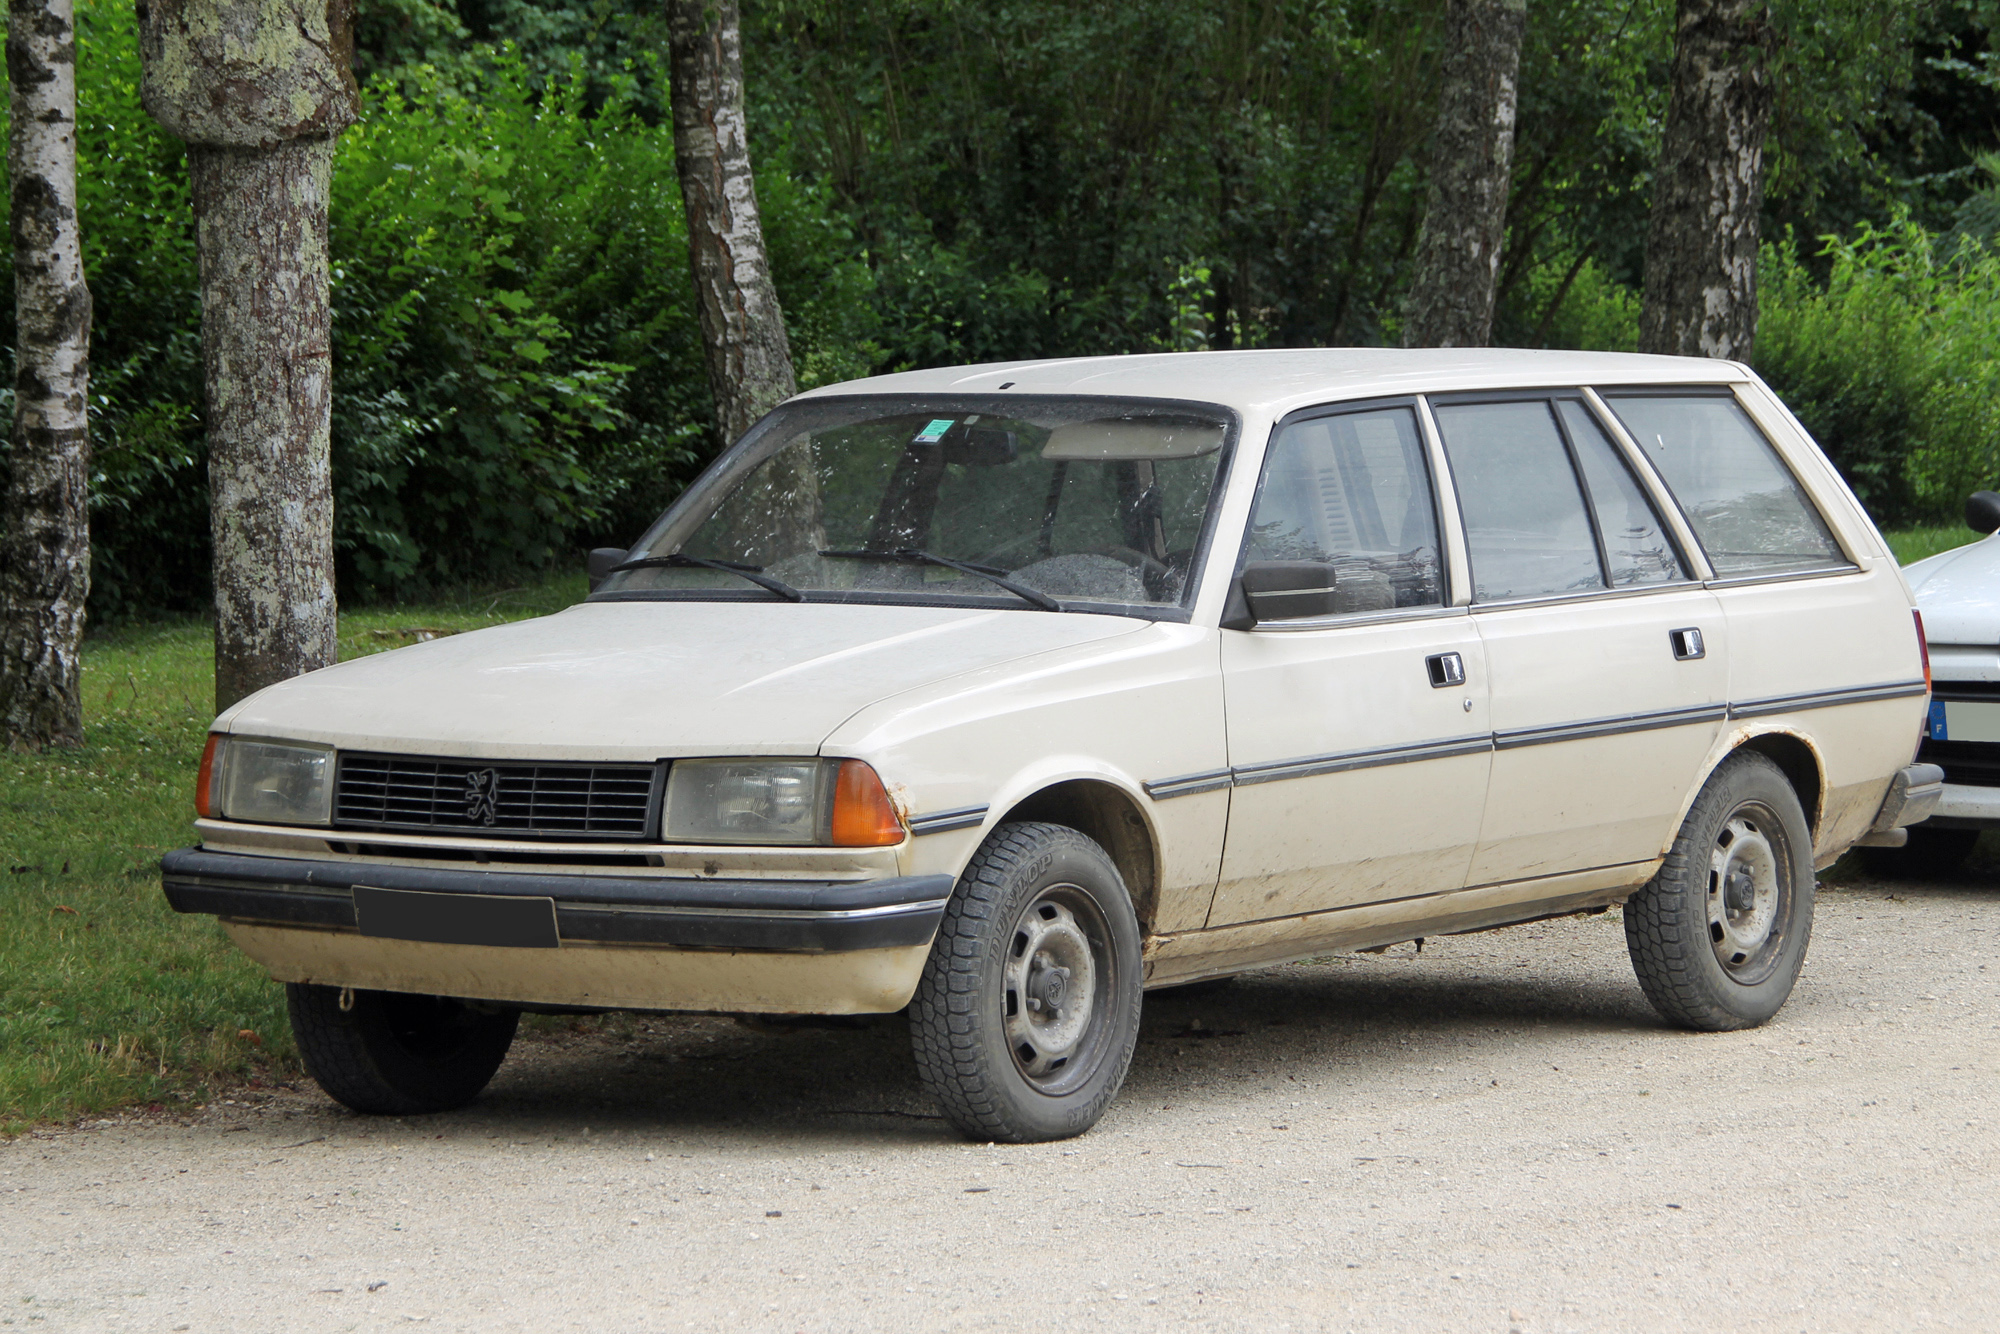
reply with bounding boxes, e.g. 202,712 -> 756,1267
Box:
1936,700 -> 2000,744
353,886 -> 559,949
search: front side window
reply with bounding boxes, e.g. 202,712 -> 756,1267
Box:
1239,405 -> 1444,619
598,397 -> 1234,612
1603,393 -> 1846,578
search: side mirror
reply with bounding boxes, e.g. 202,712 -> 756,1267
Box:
1968,491 -> 2000,535
587,547 -> 629,592
1220,561 -> 1342,630
1219,576 -> 1256,631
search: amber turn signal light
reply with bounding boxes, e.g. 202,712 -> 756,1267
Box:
195,733 -> 222,819
829,759 -> 904,847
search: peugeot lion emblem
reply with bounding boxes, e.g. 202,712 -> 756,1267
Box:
463,768 -> 501,825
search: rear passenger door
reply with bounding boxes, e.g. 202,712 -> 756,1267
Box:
1212,400 -> 1491,925
1431,392 -> 1729,885
1600,388 -> 1924,852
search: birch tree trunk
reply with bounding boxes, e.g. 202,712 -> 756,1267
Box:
137,0 -> 357,711
1401,0 -> 1526,349
0,0 -> 91,750
666,0 -> 797,449
1638,0 -> 1775,361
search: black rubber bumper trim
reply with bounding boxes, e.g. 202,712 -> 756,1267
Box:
161,848 -> 952,953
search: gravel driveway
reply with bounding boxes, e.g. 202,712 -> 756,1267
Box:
5,869 -> 1996,1332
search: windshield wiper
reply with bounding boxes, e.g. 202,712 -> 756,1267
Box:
819,547 -> 1061,612
609,553 -> 806,603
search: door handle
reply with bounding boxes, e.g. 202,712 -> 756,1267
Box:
1670,627 -> 1705,661
1425,652 -> 1466,688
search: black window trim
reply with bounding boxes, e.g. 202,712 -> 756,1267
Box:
1229,394 -> 1456,628
591,391 -> 1242,625
1593,385 -> 1861,587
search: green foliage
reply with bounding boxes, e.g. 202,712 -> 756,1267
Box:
0,577 -> 585,1132
0,619 -> 292,1130
1885,524 -> 1980,565
1754,216 -> 2000,524
1522,254 -> 1642,352
4,3 -> 877,614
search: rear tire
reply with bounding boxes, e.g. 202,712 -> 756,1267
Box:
287,983 -> 518,1115
909,822 -> 1142,1143
1624,752 -> 1814,1031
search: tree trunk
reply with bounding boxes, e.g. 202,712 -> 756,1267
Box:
1401,0 -> 1527,349
0,0 -> 91,750
191,141 -> 339,711
137,0 -> 356,711
1638,0 -> 1774,361
666,0 -> 797,450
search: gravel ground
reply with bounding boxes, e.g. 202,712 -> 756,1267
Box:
4,867 -> 1996,1333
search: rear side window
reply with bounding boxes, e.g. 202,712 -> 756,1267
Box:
1603,394 -> 1846,578
1243,405 -> 1444,616
1556,401 -> 1686,587
1433,400 -> 1603,601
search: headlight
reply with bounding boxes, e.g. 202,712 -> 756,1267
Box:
663,758 -> 904,846
203,736 -> 334,826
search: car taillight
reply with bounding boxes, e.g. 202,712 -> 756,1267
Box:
196,733 -> 222,818
829,759 -> 904,847
1914,609 -> 1931,692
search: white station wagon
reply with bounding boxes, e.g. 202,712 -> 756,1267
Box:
165,349 -> 1938,1142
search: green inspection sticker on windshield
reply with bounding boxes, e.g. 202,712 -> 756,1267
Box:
913,419 -> 955,443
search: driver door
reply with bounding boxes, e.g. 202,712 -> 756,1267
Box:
1211,400 -> 1491,925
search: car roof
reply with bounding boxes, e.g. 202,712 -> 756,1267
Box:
793,348 -> 1750,419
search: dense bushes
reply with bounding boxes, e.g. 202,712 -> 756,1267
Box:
1754,213 -> 2000,526
13,1 -> 879,616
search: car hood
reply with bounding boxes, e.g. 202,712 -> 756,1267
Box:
1904,534 -> 2000,645
217,601 -> 1145,761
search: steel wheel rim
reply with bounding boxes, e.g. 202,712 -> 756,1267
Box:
1707,801 -> 1790,983
1001,883 -> 1113,1096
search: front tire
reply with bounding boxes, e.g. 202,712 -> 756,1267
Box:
287,983 -> 518,1115
909,822 -> 1143,1142
1624,751 -> 1814,1031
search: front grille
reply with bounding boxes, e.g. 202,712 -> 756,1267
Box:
1931,679 -> 2000,701
1918,739 -> 2000,789
333,752 -> 662,840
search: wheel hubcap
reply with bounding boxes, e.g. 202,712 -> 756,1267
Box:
1707,806 -> 1785,978
1004,891 -> 1099,1085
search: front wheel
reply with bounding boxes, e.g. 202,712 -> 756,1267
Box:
287,983 -> 518,1115
909,822 -> 1143,1142
1624,751 -> 1814,1031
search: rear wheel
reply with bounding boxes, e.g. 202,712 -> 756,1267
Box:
287,983 -> 518,1115
1624,752 -> 1814,1031
909,822 -> 1142,1142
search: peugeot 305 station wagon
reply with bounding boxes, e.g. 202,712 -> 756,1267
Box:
164,349 -> 1939,1143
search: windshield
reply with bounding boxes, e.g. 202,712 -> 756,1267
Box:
598,396 -> 1236,613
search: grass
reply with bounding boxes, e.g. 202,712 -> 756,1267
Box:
1883,525 -> 1982,567
0,522 -> 1973,1133
0,575 -> 588,1135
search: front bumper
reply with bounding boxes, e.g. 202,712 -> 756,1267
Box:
161,847 -> 953,954
1926,784 -> 2000,827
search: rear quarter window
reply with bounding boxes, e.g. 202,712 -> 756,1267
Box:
1603,393 -> 1848,579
